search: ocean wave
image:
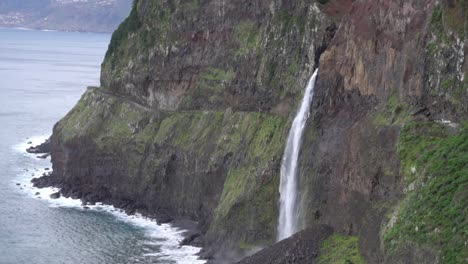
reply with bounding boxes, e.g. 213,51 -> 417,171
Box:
15,27 -> 33,31
12,27 -> 57,32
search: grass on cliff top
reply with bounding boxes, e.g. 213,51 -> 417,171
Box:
318,234 -> 366,264
385,121 -> 468,263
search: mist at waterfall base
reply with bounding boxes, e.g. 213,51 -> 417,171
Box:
0,27 -> 204,264
277,69 -> 319,241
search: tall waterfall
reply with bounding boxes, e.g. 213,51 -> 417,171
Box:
277,69 -> 319,241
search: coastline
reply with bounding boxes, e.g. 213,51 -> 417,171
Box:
15,136 -> 206,263
0,25 -> 113,34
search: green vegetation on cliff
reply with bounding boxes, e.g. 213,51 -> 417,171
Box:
430,0 -> 466,39
55,86 -> 290,249
235,22 -> 260,56
426,1 -> 467,112
385,121 -> 468,263
213,114 -> 288,247
318,234 -> 366,264
372,94 -> 410,126
106,0 -> 141,61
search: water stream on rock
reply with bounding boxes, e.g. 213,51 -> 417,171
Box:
277,69 -> 319,241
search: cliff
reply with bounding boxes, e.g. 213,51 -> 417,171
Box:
41,0 -> 467,263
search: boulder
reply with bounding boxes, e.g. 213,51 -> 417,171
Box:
50,192 -> 61,199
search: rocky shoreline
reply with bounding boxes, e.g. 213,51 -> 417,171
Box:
26,139 -> 50,154
28,140 -> 205,253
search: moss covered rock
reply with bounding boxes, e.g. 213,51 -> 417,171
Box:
384,122 -> 468,263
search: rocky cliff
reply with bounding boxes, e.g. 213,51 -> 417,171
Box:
41,0 -> 466,263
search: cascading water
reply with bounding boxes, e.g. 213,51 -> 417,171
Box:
277,69 -> 319,241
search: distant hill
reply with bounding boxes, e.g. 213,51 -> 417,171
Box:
0,0 -> 132,33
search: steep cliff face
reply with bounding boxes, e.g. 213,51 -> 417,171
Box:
46,0 -> 466,263
50,0 -> 335,259
295,0 -> 467,263
100,0 -> 333,114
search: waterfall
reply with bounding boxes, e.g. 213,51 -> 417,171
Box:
277,68 -> 319,241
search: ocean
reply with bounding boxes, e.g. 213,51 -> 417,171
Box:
0,27 -> 204,264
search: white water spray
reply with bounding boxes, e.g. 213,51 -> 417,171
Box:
277,69 -> 319,241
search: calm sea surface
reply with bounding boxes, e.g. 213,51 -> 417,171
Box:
0,27 -> 203,264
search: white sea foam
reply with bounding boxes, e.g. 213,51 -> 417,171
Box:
12,27 -> 57,32
15,27 -> 33,31
12,135 -> 49,154
13,136 -> 206,264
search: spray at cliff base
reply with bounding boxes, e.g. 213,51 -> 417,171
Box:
277,69 -> 319,241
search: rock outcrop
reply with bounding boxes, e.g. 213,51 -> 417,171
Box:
26,139 -> 50,154
237,225 -> 334,264
42,0 -> 467,263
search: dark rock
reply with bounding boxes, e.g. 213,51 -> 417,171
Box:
411,107 -> 430,117
50,192 -> 61,199
70,191 -> 81,200
180,232 -> 201,246
27,141 -> 32,144
82,193 -> 99,206
157,214 -> 174,225
125,208 -> 136,215
237,226 -> 333,264
26,139 -> 50,154
36,154 -> 50,159
44,168 -> 50,171
35,192 -> 40,195
16,183 -> 20,186
31,174 -> 57,189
